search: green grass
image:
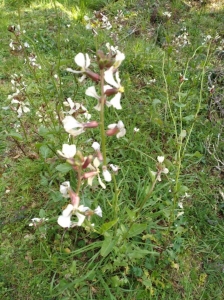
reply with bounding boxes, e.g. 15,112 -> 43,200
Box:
0,0 -> 224,299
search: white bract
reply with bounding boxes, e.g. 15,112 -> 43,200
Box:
57,144 -> 76,159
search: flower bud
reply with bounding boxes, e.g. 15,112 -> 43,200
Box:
83,121 -> 99,128
106,127 -> 119,136
85,70 -> 100,82
82,155 -> 93,169
69,190 -> 80,207
82,171 -> 98,179
104,87 -> 118,96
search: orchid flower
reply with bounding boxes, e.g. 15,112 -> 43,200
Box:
106,120 -> 126,138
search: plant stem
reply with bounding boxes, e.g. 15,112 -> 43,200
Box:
99,69 -> 107,165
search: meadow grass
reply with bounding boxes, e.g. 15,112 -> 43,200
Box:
0,0 -> 224,299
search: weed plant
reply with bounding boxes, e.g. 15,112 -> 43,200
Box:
0,0 -> 224,299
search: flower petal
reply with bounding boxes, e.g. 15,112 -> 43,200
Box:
109,93 -> 122,109
104,67 -> 119,88
58,215 -> 71,228
75,53 -> 86,68
85,86 -> 100,99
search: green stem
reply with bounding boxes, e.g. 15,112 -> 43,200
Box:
99,69 -> 107,165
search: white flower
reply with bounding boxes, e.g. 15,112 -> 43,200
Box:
86,157 -> 106,189
62,116 -> 85,136
102,167 -> 112,182
60,181 -> 71,198
109,164 -> 119,173
66,53 -> 90,82
57,144 -> 76,159
57,203 -> 89,228
104,68 -> 124,109
29,217 -> 48,226
134,127 -> 139,132
177,211 -> 184,218
85,86 -> 111,111
57,203 -> 73,228
92,141 -> 100,151
157,156 -> 165,163
94,206 -> 102,217
24,42 -> 30,48
107,120 -> 126,138
11,99 -> 30,117
63,98 -> 91,119
163,11 -> 172,18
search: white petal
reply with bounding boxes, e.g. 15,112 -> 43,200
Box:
63,116 -> 83,132
109,93 -> 122,109
85,86 -> 100,99
93,157 -> 100,169
62,144 -> 76,158
157,156 -> 164,163
103,169 -> 112,182
75,53 -> 86,68
116,129 -> 126,138
162,168 -> 169,174
57,215 -> 71,228
94,206 -> 102,217
107,123 -> 117,129
92,142 -> 100,151
23,106 -> 30,113
62,204 -> 74,217
66,68 -> 82,74
104,67 -> 119,88
66,97 -> 75,109
94,103 -> 102,111
98,175 -> 106,189
85,53 -> 91,68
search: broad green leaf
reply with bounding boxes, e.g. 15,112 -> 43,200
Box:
173,102 -> 186,108
56,163 -> 72,174
100,236 -> 117,257
99,219 -> 118,235
8,132 -> 23,141
127,223 -> 147,238
39,145 -> 51,159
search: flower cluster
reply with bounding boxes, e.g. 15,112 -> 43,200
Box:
7,74 -> 30,118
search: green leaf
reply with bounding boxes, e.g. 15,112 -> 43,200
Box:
128,249 -> 158,259
8,132 -> 23,141
100,236 -> 117,257
173,102 -> 186,108
39,209 -> 45,218
127,223 -> 147,238
56,163 -> 72,174
39,145 -> 51,159
98,219 -> 118,235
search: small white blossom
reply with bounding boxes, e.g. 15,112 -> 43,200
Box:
102,167 -> 112,182
157,156 -> 165,163
62,116 -> 85,137
92,141 -> 100,151
107,120 -> 126,138
57,144 -> 76,159
94,206 -> 102,217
